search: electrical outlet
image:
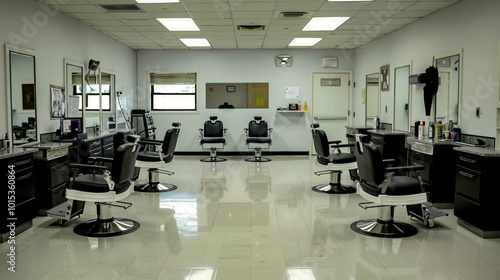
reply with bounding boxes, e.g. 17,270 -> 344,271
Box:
476,107 -> 480,118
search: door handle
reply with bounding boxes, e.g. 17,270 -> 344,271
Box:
313,115 -> 347,120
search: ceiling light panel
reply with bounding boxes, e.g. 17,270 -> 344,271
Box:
135,0 -> 179,3
157,18 -> 200,31
288,38 -> 322,47
180,38 -> 211,47
303,17 -> 350,31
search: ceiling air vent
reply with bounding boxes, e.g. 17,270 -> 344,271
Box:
97,4 -> 143,12
237,25 -> 265,31
279,12 -> 309,19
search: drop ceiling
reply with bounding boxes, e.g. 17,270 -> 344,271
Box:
38,0 -> 460,50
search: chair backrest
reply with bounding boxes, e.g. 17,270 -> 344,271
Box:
204,119 -> 224,137
111,141 -> 140,185
248,117 -> 268,137
162,125 -> 181,155
354,141 -> 385,186
311,127 -> 330,158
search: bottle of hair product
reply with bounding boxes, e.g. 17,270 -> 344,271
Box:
418,121 -> 425,140
304,102 -> 307,111
298,101 -> 301,111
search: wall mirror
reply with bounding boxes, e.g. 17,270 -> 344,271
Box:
206,83 -> 269,109
393,62 -> 412,131
435,49 -> 462,125
64,59 -> 84,120
84,70 -> 101,132
100,70 -> 116,132
365,72 -> 380,126
6,45 -> 37,146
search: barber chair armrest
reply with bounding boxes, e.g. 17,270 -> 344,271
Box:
88,156 -> 113,164
268,128 -> 273,139
331,143 -> 353,149
244,128 -> 249,137
69,163 -> 109,172
223,128 -> 228,136
382,159 -> 397,167
199,128 -> 204,141
140,139 -> 163,146
328,140 -> 342,145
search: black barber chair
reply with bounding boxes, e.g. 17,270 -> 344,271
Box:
244,116 -> 273,162
135,122 -> 181,192
199,116 -> 227,162
351,139 -> 428,238
63,135 -> 141,237
310,124 -> 357,194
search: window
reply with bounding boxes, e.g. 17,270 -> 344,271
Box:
74,83 -> 111,111
150,72 -> 197,111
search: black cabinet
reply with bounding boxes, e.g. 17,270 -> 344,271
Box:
1,153 -> 36,243
75,136 -> 114,163
102,136 -> 114,157
34,155 -> 69,215
368,132 -> 407,166
454,151 -> 500,237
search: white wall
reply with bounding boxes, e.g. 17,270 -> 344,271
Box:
0,0 -> 136,139
351,0 -> 500,137
137,49 -> 354,152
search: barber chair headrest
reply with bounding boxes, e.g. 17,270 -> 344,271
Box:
311,123 -> 320,129
209,116 -> 218,121
254,116 -> 262,121
172,122 -> 181,127
127,135 -> 141,144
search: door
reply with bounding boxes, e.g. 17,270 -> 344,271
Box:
311,72 -> 350,154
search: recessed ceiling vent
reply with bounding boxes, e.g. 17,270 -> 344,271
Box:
97,4 -> 143,13
278,11 -> 309,19
237,25 -> 265,31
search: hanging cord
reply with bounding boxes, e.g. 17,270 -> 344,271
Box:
117,92 -> 131,130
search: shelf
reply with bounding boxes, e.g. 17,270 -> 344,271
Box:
277,110 -> 305,113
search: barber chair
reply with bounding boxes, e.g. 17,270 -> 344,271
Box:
58,135 -> 141,237
135,122 -> 181,192
310,124 -> 357,194
244,116 -> 273,162
199,116 -> 227,162
351,139 -> 429,238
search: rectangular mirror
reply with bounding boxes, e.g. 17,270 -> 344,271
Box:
393,62 -> 412,131
84,72 -> 100,132
101,70 -> 116,131
6,45 -> 37,146
435,50 -> 461,125
365,72 -> 380,126
206,83 -> 269,109
65,59 -> 84,119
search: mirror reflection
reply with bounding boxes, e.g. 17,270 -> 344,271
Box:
365,73 -> 380,126
101,72 -> 116,131
65,60 -> 84,119
436,54 -> 460,124
84,72 -> 101,132
206,83 -> 269,109
393,65 -> 411,131
8,47 -> 37,145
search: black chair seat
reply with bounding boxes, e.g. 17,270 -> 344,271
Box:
73,174 -> 130,194
200,138 -> 226,144
317,153 -> 356,165
246,137 -> 271,144
137,151 -> 173,163
361,176 -> 423,197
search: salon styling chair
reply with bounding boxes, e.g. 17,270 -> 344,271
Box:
63,135 -> 141,237
135,122 -> 181,192
310,123 -> 357,194
351,139 -> 429,238
244,116 -> 273,162
199,116 -> 227,162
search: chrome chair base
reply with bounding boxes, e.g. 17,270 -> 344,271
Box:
350,219 -> 418,238
135,183 -> 177,193
245,157 -> 271,162
312,183 -> 356,194
200,157 -> 226,162
73,218 -> 140,237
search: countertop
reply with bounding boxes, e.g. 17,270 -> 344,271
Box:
367,129 -> 410,136
406,137 -> 462,146
0,147 -> 38,160
345,125 -> 374,130
454,146 -> 500,157
34,142 -> 72,151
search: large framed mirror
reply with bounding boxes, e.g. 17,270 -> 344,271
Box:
84,68 -> 101,133
206,83 -> 269,109
393,62 -> 412,131
435,49 -> 462,126
365,72 -> 380,126
5,45 -> 37,146
100,70 -> 116,132
64,59 -> 84,120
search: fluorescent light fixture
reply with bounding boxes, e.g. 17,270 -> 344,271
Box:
180,38 -> 211,47
136,0 -> 179,3
157,18 -> 200,31
288,38 -> 322,47
303,17 -> 350,31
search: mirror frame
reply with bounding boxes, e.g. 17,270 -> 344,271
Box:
64,59 -> 85,121
99,68 -> 116,132
5,44 -> 38,145
392,61 -> 413,132
435,48 -> 463,126
365,70 -> 381,126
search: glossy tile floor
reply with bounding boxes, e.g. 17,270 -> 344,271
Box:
2,156 -> 500,280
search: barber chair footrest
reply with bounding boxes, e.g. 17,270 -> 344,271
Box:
73,218 -> 140,237
312,183 -> 356,194
135,182 -> 177,192
350,219 -> 418,238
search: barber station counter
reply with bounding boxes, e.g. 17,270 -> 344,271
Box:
453,146 -> 500,238
1,147 -> 38,243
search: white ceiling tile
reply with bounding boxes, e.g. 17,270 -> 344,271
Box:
148,12 -> 191,18
364,1 -> 417,11
230,3 -> 277,11
231,11 -> 274,19
189,11 -> 230,19
82,19 -> 124,26
59,5 -> 104,13
275,2 -> 323,11
71,12 -> 116,20
393,10 -> 435,18
321,2 -> 372,11
314,10 -> 359,17
111,13 -> 153,20
121,19 -> 160,26
408,1 -> 456,10
184,3 -> 229,12
136,3 -> 186,12
131,25 -> 168,31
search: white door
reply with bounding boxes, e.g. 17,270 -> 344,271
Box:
311,73 -> 350,154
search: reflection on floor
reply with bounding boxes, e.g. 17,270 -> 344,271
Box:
1,156 -> 500,280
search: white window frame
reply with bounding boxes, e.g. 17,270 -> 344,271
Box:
148,70 -> 199,113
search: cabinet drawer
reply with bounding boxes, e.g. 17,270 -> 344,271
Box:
5,156 -> 33,171
50,162 -> 69,188
102,136 -> 114,146
14,167 -> 35,202
457,154 -> 484,170
2,197 -> 36,234
454,194 -> 484,229
102,144 -> 114,158
89,149 -> 102,157
455,165 -> 481,202
88,139 -> 101,149
51,184 -> 67,207
370,134 -> 384,143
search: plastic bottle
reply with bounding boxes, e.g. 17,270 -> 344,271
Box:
304,102 -> 307,111
298,101 -> 301,111
418,122 -> 425,140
